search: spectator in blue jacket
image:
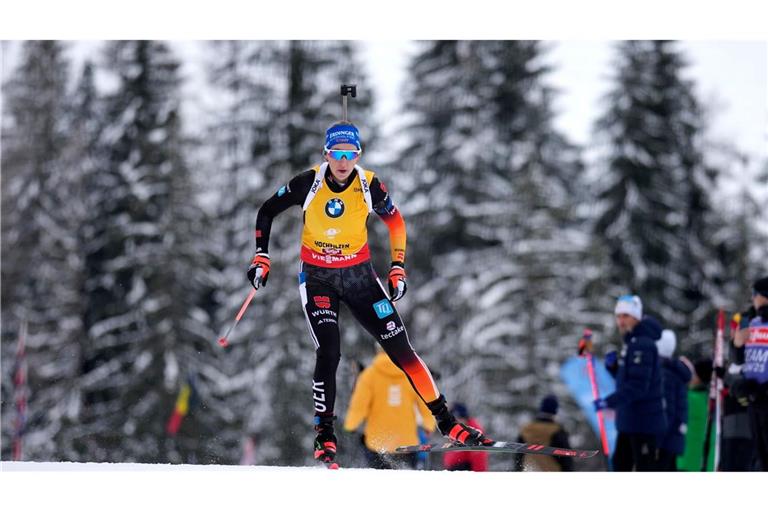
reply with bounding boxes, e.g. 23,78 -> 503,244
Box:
655,329 -> 692,470
595,294 -> 667,471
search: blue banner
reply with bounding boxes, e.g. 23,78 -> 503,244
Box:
559,355 -> 617,455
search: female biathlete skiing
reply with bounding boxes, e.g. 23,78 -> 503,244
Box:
247,118 -> 493,466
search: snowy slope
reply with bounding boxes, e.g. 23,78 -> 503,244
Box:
0,460 -> 750,512
2,461 -> 537,511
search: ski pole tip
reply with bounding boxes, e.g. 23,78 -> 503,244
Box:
218,337 -> 229,348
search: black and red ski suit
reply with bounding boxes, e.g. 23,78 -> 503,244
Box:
254,166 -> 441,419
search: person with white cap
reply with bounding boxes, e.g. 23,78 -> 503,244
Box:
594,294 -> 667,471
655,329 -> 692,470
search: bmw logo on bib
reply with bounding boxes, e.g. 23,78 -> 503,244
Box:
325,198 -> 345,218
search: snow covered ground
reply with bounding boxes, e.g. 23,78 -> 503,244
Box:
3,461 -> 534,511
0,461 -> 752,511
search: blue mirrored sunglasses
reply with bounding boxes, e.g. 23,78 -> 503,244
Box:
326,149 -> 361,160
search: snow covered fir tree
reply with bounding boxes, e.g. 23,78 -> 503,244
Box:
1,41 -> 89,460
389,40 -> 594,452
1,40 -> 765,469
590,41 -> 750,355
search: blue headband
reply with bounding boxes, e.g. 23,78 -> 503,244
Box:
325,124 -> 361,150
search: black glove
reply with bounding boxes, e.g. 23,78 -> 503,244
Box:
388,263 -> 407,302
731,378 -> 758,403
247,253 -> 271,289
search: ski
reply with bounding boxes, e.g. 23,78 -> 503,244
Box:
395,441 -> 599,458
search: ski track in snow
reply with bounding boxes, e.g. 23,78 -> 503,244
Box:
0,460 -> 752,511
1,461 -> 524,511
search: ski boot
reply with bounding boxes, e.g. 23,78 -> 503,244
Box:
313,415 -> 339,469
427,395 -> 494,446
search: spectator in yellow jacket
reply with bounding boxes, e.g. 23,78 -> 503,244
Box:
344,349 -> 436,469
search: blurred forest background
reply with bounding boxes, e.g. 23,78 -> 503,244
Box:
1,40 -> 766,469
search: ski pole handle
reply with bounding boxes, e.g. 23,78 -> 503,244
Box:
730,312 -> 741,335
218,288 -> 257,348
577,328 -> 593,355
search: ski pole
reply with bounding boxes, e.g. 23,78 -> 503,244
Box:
340,84 -> 357,122
217,288 -> 257,348
713,309 -> 726,469
578,329 -> 611,465
701,309 -> 725,470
